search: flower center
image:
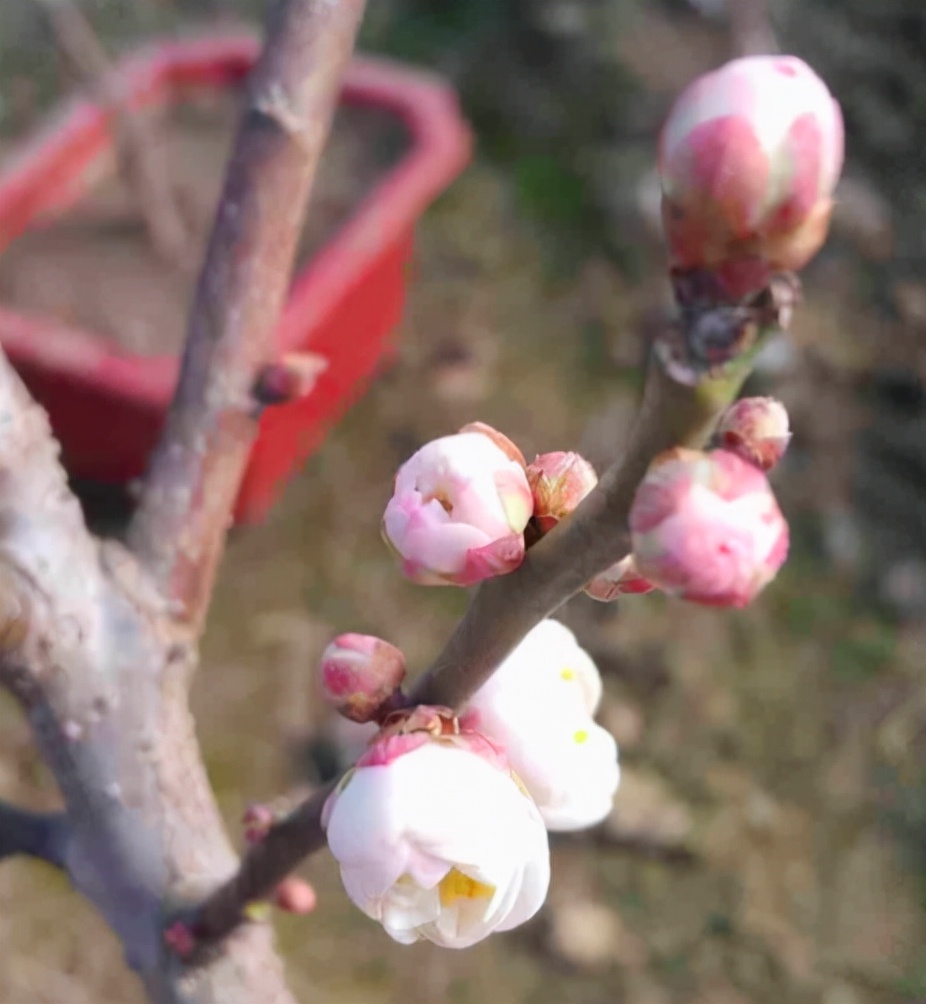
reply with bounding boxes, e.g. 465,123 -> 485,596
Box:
438,868 -> 495,906
423,489 -> 454,514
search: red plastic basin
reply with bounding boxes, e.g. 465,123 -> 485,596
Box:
0,35 -> 471,522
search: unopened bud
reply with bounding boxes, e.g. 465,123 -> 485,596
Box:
584,555 -> 655,602
242,803 -> 277,845
163,921 -> 197,959
319,633 -> 407,723
630,447 -> 789,607
718,396 -> 790,471
272,876 -> 317,915
659,55 -> 844,299
526,452 -> 598,537
253,352 -> 328,407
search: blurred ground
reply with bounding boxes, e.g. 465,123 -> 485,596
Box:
2,2 -> 926,1003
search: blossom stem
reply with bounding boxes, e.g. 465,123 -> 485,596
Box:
186,780 -> 335,948
411,310 -> 784,711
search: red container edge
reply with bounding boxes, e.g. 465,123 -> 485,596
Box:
0,34 -> 473,523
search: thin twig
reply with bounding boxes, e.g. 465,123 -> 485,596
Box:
189,780 -> 334,947
0,800 -> 68,867
34,0 -> 191,267
128,0 -> 369,631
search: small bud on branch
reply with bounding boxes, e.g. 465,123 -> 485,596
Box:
319,633 -> 407,723
717,396 -> 791,471
526,452 -> 599,539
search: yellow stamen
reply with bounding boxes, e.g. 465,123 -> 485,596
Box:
423,490 -> 453,514
438,868 -> 495,906
573,729 -> 589,745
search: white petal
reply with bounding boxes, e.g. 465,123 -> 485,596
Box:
325,740 -> 551,947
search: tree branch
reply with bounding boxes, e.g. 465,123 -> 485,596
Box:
35,0 -> 191,267
187,290 -> 792,945
128,0 -> 368,632
0,1 -> 368,1000
188,781 -> 334,948
410,345 -> 759,709
0,800 -> 68,867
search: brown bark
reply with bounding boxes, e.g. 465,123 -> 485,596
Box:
0,0 -> 367,1000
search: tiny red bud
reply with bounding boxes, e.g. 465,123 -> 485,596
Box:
272,876 -> 317,915
253,352 -> 328,406
164,921 -> 197,959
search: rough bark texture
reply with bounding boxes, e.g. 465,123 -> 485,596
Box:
0,0 -> 366,1000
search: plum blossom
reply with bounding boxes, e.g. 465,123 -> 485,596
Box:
658,55 -> 844,298
463,619 -> 620,831
630,447 -> 789,607
383,429 -> 533,586
324,722 -> 549,948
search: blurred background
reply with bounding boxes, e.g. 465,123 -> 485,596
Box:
1,1 -> 926,1002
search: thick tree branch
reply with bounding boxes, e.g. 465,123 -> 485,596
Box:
0,1 -> 368,1000
128,0 -> 368,632
0,800 -> 68,867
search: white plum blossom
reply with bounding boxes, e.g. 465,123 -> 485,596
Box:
323,732 -> 550,948
462,619 -> 620,831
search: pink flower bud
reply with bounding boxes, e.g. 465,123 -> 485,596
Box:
272,876 -> 317,915
526,452 -> 598,536
319,633 -> 407,723
718,396 -> 791,471
658,56 -> 844,298
163,921 -> 197,959
630,448 -> 789,607
242,803 -> 277,844
383,430 -> 533,586
584,555 -> 655,602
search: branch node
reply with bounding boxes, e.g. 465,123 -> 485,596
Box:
251,352 -> 328,411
